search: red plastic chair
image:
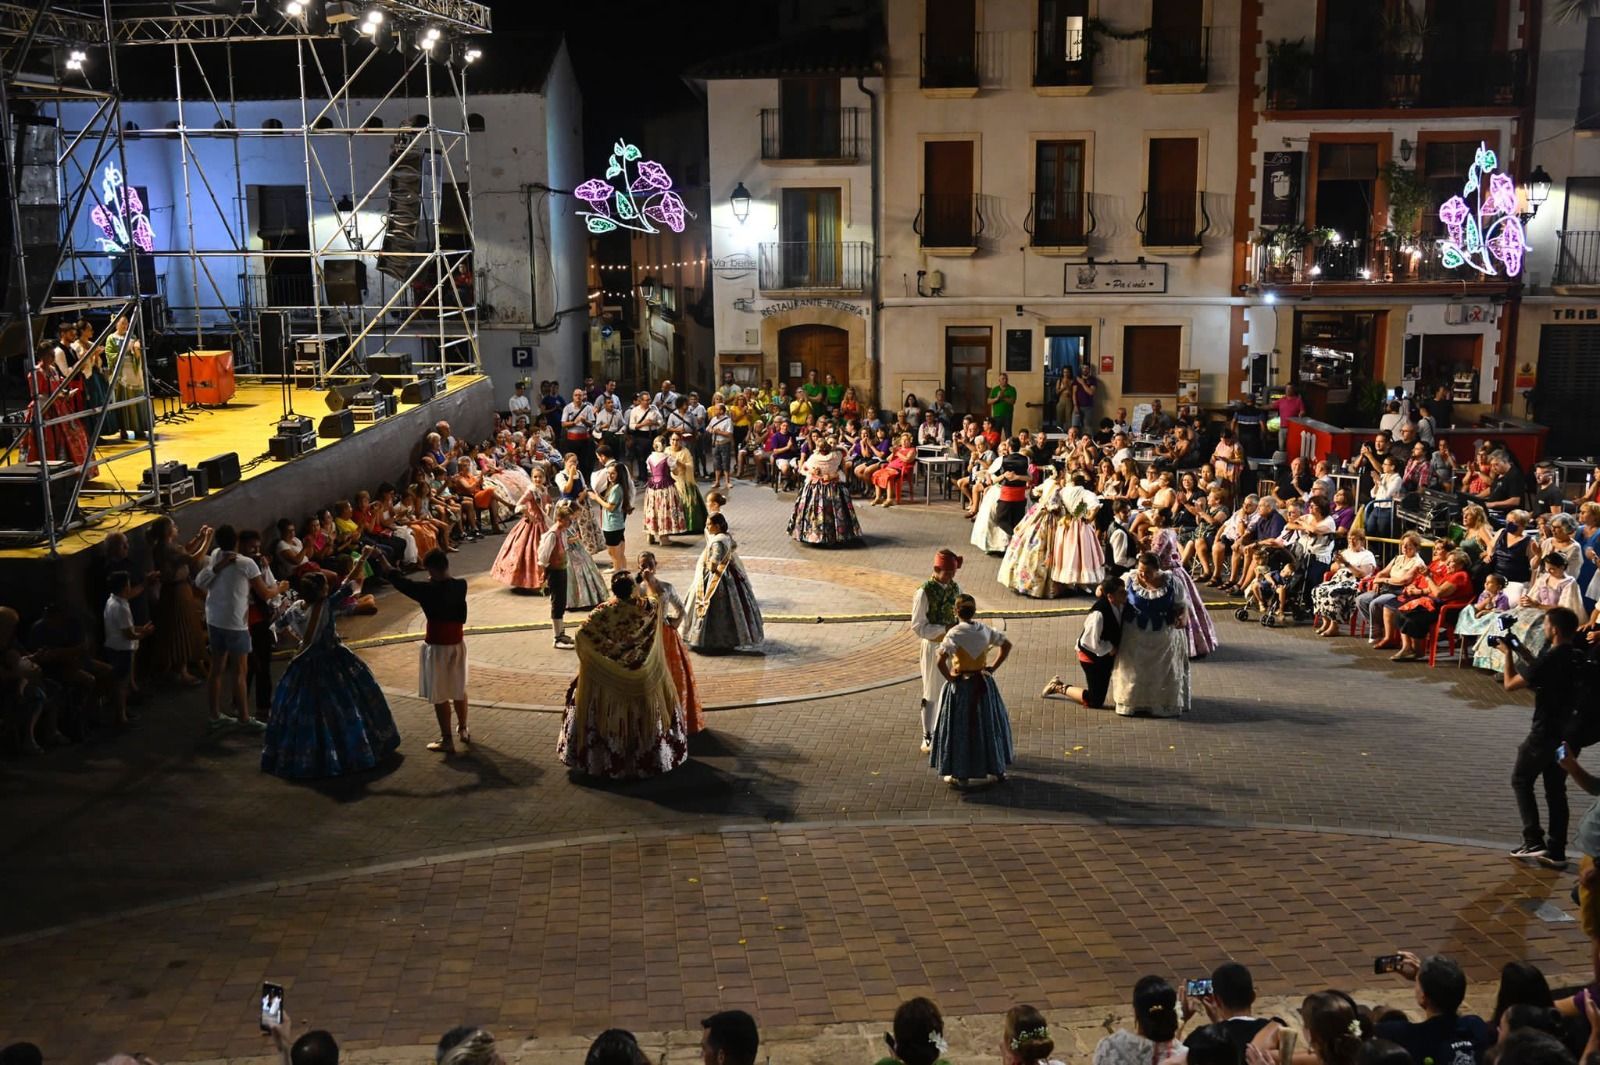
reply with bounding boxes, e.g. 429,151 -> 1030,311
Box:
1427,604 -> 1465,667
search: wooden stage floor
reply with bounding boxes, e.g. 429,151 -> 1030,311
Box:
1,375 -> 487,560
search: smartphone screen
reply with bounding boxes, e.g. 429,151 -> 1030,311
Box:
1373,954 -> 1405,975
1186,978 -> 1213,997
260,982 -> 284,1032
1559,743 -> 1570,762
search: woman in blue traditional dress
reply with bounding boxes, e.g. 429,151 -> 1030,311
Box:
789,438 -> 863,545
930,593 -> 1014,786
1109,552 -> 1191,718
261,565 -> 400,779
560,499 -> 609,611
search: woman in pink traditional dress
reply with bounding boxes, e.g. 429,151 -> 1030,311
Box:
1050,472 -> 1105,592
21,343 -> 97,476
1149,509 -> 1217,658
643,435 -> 688,546
489,466 -> 551,592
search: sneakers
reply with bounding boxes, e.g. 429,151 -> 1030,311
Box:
237,717 -> 268,732
1509,843 -> 1547,860
919,734 -> 933,754
1538,852 -> 1570,870
553,633 -> 575,649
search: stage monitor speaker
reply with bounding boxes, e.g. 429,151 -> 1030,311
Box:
0,463 -> 74,531
323,260 -> 367,305
367,352 -> 412,378
198,452 -> 240,489
318,409 -> 355,439
258,310 -> 290,375
400,376 -> 440,405
190,464 -> 212,496
325,374 -> 381,410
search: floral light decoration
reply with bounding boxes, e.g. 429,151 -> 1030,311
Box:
575,139 -> 687,236
89,164 -> 155,254
1436,142 -> 1526,278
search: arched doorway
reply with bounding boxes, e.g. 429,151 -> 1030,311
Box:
778,324 -> 849,392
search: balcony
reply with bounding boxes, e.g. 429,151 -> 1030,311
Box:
759,107 -> 865,164
1033,29 -> 1092,95
921,33 -> 980,96
1137,192 -> 1209,252
1145,27 -> 1209,91
1266,49 -> 1526,113
757,241 -> 871,294
915,194 -> 983,254
1554,231 -> 1600,290
1026,190 -> 1096,252
1248,236 -> 1516,291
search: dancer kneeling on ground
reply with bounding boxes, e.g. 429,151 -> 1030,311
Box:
558,570 -> 688,780
930,594 -> 1013,787
1110,552 -> 1192,718
261,559 -> 400,780
683,513 -> 765,653
1043,579 -> 1127,708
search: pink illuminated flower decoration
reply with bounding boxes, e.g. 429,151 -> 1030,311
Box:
574,178 -> 615,214
90,204 -> 116,241
1485,172 -> 1517,218
127,186 -> 145,216
1488,215 -> 1526,277
131,217 -> 155,253
1438,195 -> 1469,244
643,190 -> 687,234
631,160 -> 672,193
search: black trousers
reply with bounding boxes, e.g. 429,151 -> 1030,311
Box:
996,497 -> 1027,534
247,619 -> 275,712
1078,650 -> 1114,709
569,436 -> 595,477
547,566 -> 568,620
1512,729 -> 1569,852
629,431 -> 654,479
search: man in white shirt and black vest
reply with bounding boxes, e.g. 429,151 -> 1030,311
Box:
1043,580 -> 1126,709
562,388 -> 597,476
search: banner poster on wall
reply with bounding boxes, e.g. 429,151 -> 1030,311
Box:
1262,152 -> 1302,227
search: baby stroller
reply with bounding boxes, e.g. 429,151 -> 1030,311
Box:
1233,539 -> 1313,627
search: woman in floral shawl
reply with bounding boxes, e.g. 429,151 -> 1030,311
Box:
558,571 -> 687,780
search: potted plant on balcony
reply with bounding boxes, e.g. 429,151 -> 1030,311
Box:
1378,160 -> 1431,280
1380,3 -> 1427,107
1258,222 -> 1323,283
1265,38 -> 1313,110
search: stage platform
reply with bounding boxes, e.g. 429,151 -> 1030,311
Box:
0,374 -> 495,609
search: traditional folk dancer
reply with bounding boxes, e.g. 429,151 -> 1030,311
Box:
1151,514 -> 1218,658
682,513 -> 765,653
489,468 -> 552,593
540,504 -> 575,648
1043,580 -> 1127,709
558,571 -> 688,780
669,432 -> 707,534
1110,552 -> 1192,718
930,594 -> 1014,787
556,453 -> 605,557
789,438 -> 863,546
643,436 -> 688,546
373,548 -> 471,753
21,342 -> 97,475
998,468 -> 1070,598
637,550 -> 703,734
261,565 -> 400,780
910,549 -> 963,753
1052,475 -> 1106,592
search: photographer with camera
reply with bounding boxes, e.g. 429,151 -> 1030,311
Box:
1502,606 -> 1587,868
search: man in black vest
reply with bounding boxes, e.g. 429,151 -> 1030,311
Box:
1044,579 -> 1126,709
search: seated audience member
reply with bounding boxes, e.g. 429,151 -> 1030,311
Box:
1385,548 -> 1474,663
29,598 -> 110,740
1001,1004 -> 1058,1065
701,1010 -> 760,1065
878,997 -> 948,1065
1187,961 -> 1275,1055
1095,977 -> 1180,1065
1376,952 -> 1494,1065
584,1028 -> 651,1065
1496,1029 -> 1576,1065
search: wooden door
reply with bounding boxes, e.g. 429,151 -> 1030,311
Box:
1146,138 -> 1198,245
924,140 -> 975,246
944,326 -> 992,417
779,325 -> 850,392
779,78 -> 841,158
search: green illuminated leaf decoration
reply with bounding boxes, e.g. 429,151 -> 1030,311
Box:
615,191 -> 637,219
584,215 -> 618,234
622,143 -> 642,161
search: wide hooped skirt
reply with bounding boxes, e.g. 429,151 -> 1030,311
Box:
930,673 -> 1014,780
262,645 -> 400,779
788,479 -> 862,545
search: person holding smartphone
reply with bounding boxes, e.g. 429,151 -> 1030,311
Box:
1503,606 -> 1586,868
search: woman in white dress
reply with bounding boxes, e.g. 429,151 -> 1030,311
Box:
969,444 -> 1012,555
1109,552 -> 1191,718
1051,474 -> 1105,590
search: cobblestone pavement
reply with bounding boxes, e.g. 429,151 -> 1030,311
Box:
0,481 -> 1560,1062
3,825 -> 1586,1063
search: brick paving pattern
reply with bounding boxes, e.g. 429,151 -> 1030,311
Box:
2,824 -> 1585,1063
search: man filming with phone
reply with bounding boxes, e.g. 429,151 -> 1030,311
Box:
1181,962 -> 1276,1058
1501,606 -> 1586,869
1374,952 -> 1492,1065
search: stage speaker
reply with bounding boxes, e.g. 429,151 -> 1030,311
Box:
0,463 -> 74,531
318,409 -> 355,439
323,260 -> 367,305
367,352 -> 412,378
258,310 -> 289,375
190,463 -> 212,496
1,116 -> 63,315
198,452 -> 240,489
325,374 -> 381,410
400,376 -> 440,405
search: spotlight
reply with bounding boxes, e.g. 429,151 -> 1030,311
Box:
363,6 -> 383,24
421,25 -> 441,50
65,47 -> 87,71
282,0 -> 304,15
464,46 -> 482,63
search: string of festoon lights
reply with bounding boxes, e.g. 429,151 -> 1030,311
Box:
594,259 -> 710,271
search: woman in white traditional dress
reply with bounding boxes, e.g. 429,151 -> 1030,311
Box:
1051,473 -> 1105,590
682,513 -> 765,652
997,467 -> 1068,598
1109,552 -> 1191,718
969,443 -> 1012,555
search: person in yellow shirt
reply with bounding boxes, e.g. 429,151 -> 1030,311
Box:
753,381 -> 774,412
789,392 -> 814,428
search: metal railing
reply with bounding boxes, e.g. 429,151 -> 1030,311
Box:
1555,230 -> 1600,287
757,241 -> 871,293
759,107 -> 865,162
1268,49 -> 1526,110
915,193 -> 984,248
921,32 -> 980,89
1032,29 -> 1091,88
1249,238 -> 1497,285
1026,190 -> 1095,246
1145,26 -> 1209,86
1137,192 -> 1209,247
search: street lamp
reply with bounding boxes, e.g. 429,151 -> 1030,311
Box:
1528,164 -> 1553,216
638,275 -> 658,304
730,181 -> 751,224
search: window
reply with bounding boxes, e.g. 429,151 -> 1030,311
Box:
922,140 -> 976,247
922,0 -> 978,89
1419,141 -> 1482,238
1310,140 -> 1379,279
1147,0 -> 1208,85
1143,137 -> 1198,246
777,79 -> 841,159
1035,0 -> 1089,85
1033,139 -> 1086,245
1122,325 -> 1182,394
778,187 -> 842,287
